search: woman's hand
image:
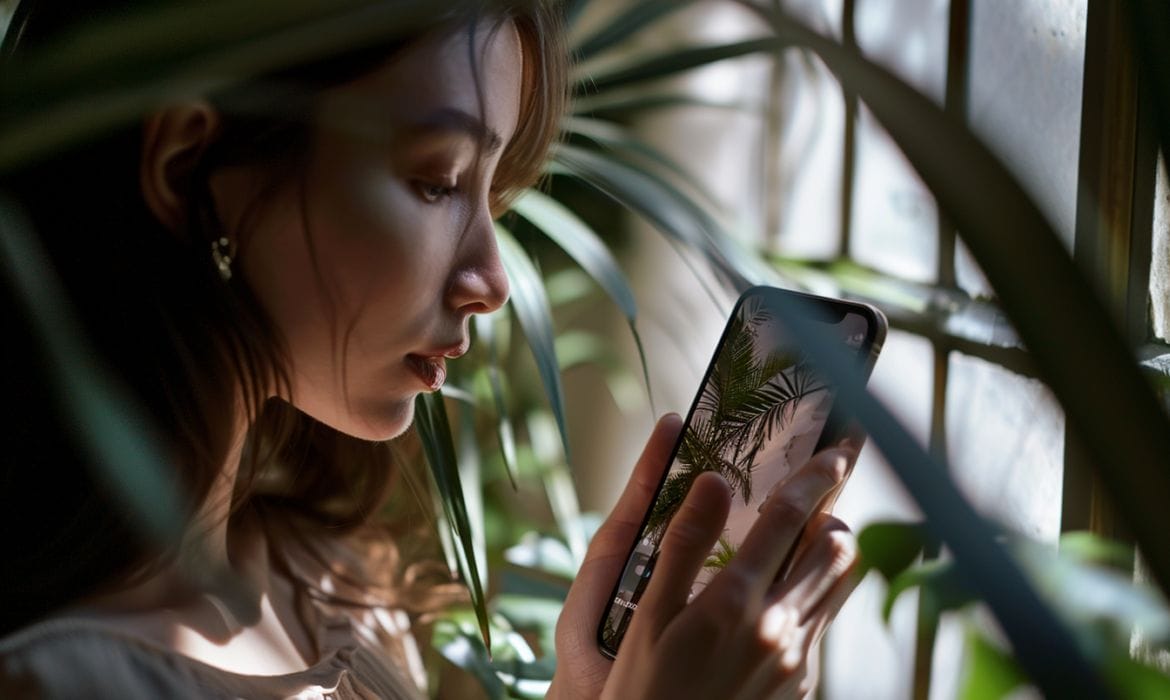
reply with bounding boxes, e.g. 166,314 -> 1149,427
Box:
548,414 -> 860,700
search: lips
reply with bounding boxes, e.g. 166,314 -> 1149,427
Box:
406,338 -> 468,391
406,354 -> 447,391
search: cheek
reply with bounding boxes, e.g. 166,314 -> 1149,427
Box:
234,150 -> 461,439
314,163 -> 455,317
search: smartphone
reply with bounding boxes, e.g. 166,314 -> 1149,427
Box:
597,285 -> 887,659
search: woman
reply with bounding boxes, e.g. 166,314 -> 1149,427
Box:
0,1 -> 860,697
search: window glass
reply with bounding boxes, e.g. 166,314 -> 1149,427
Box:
763,0 -> 844,257
850,106 -> 939,282
768,52 -> 846,258
856,0 -> 949,103
957,0 -> 1087,297
964,0 -> 1087,252
946,352 -> 1065,541
849,0 -> 946,283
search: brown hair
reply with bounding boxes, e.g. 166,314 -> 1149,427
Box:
0,0 -> 567,635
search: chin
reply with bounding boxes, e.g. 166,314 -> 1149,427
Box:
298,394 -> 418,442
349,396 -> 418,441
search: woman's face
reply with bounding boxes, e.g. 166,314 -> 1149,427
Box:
212,22 -> 519,440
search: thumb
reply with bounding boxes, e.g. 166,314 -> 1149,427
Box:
561,414 -> 682,634
632,471 -> 731,633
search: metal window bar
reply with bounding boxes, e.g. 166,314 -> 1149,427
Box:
912,2 -> 970,697
838,0 -> 857,260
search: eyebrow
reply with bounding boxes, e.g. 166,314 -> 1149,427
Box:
409,107 -> 504,155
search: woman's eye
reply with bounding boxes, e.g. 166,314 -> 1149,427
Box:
417,180 -> 457,203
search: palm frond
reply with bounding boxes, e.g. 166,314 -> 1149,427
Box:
704,535 -> 738,572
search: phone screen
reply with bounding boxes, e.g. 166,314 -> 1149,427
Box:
597,287 -> 884,658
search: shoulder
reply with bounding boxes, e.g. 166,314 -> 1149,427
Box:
0,620 -> 233,700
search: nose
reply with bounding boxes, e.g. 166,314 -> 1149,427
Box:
446,204 -> 510,317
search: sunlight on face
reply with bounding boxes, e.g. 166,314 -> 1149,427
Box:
215,21 -> 520,440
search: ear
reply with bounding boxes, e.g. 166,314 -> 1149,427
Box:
140,102 -> 221,233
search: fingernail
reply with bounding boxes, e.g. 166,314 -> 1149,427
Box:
825,450 -> 852,483
659,412 -> 682,428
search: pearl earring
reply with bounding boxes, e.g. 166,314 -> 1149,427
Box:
210,237 -> 235,281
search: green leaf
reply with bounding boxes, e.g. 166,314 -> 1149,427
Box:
858,521 -> 935,582
504,531 -> 578,582
960,632 -> 1026,700
573,92 -> 755,119
563,116 -> 718,211
457,404 -> 488,597
495,594 -> 564,638
1107,654 -> 1170,699
414,391 -> 491,650
511,188 -> 636,320
500,563 -> 571,602
565,0 -> 591,26
0,0 -> 470,171
475,313 -> 519,489
554,330 -> 617,370
510,188 -> 654,409
496,225 -> 571,464
882,559 -> 975,624
434,608 -> 555,698
551,142 -> 774,293
431,487 -> 459,577
495,592 -> 563,682
1058,531 -> 1135,570
433,617 -> 505,700
527,411 -> 587,567
438,383 -> 476,406
555,330 -> 646,414
1012,538 -> 1170,649
543,267 -> 596,307
576,37 -> 783,94
570,0 -> 698,61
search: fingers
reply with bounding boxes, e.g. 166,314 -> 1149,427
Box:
770,513 -> 859,621
800,521 -> 863,648
805,564 -> 860,652
720,448 -> 853,600
740,517 -> 858,699
740,604 -> 810,699
634,471 -> 731,631
558,414 -> 681,646
821,424 -> 864,514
